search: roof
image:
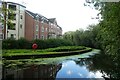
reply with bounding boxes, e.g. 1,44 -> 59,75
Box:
6,2 -> 26,8
26,10 -> 37,18
26,10 -> 49,23
48,18 -> 56,23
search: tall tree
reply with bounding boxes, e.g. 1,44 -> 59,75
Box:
0,1 -> 14,39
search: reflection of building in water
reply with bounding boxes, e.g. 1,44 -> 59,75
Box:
3,64 -> 62,79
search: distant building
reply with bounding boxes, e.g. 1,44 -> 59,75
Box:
48,18 -> 62,39
2,1 -> 62,40
25,10 -> 62,41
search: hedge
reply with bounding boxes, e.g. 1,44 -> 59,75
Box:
2,38 -> 73,49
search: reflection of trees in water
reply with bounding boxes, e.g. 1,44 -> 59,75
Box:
3,64 -> 62,80
75,53 -> 120,79
75,58 -> 93,70
92,53 -> 120,79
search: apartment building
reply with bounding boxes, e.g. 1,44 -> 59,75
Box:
2,1 -> 62,41
48,18 -> 62,39
2,2 -> 26,39
25,10 -> 49,40
25,10 -> 62,41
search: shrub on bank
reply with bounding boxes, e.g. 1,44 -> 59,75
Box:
2,38 -> 17,49
17,38 -> 32,49
2,38 -> 73,49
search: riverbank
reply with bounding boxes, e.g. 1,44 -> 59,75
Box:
3,46 -> 92,60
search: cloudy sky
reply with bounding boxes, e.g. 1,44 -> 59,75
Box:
4,0 -> 99,33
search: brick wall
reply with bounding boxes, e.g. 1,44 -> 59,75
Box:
25,12 -> 35,41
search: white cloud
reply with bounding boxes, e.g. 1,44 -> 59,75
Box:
67,70 -> 72,75
78,72 -> 83,77
87,71 -> 103,78
87,72 -> 95,78
95,71 -> 103,78
62,63 -> 67,68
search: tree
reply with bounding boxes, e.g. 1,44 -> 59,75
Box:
0,1 -> 14,39
63,25 -> 101,48
85,0 -> 120,57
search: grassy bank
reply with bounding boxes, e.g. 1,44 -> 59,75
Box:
3,46 -> 92,59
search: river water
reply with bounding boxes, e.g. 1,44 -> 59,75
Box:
3,49 -> 117,80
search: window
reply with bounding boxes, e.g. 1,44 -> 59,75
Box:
9,4 -> 16,10
0,34 -> 3,40
41,21 -> 44,23
21,15 -> 22,19
36,34 -> 38,39
8,23 -> 16,30
20,24 -> 22,28
36,25 -> 38,31
11,34 -> 14,38
42,26 -> 44,32
41,35 -> 44,40
45,28 -> 48,32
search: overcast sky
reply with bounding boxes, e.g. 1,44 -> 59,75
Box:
4,0 -> 99,33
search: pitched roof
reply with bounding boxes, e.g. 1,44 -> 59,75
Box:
48,18 -> 56,23
26,10 -> 48,23
26,10 -> 37,18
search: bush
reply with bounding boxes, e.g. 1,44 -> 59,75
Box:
17,38 -> 32,49
2,38 -> 73,49
2,38 -> 17,49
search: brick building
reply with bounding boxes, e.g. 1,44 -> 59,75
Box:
48,18 -> 62,39
25,10 -> 62,41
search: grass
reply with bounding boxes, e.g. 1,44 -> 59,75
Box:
2,46 -> 92,57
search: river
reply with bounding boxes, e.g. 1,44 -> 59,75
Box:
3,49 -> 119,80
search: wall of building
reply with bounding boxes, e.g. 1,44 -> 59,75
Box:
25,12 -> 35,41
38,21 -> 42,39
18,5 -> 25,39
43,22 -> 49,40
5,2 -> 25,39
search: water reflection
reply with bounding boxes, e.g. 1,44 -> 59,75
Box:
87,53 -> 120,80
3,64 -> 62,79
56,60 -> 103,78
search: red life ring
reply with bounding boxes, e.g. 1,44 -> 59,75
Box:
32,43 -> 38,49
